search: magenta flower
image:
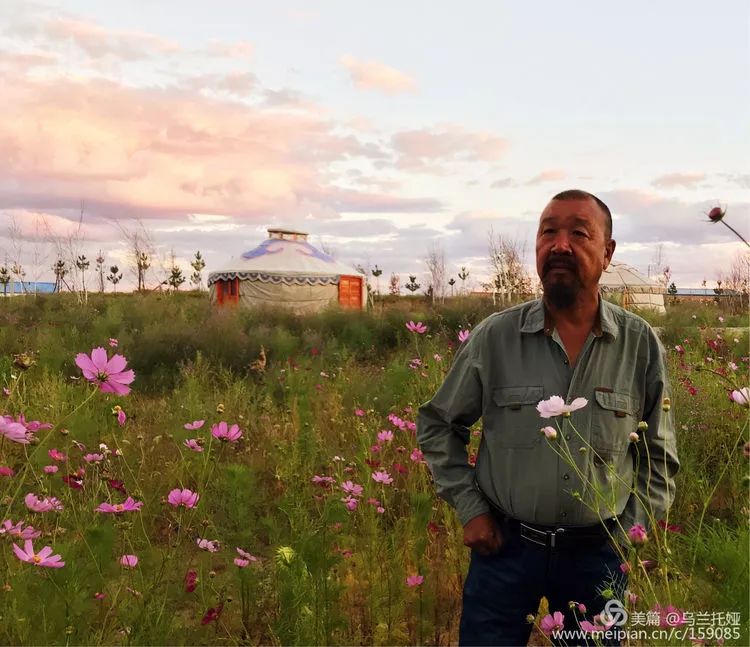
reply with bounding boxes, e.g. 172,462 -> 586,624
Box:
184,569 -> 199,592
458,329 -> 470,343
312,475 -> 335,487
372,470 -> 393,485
167,488 -> 200,508
377,430 -> 394,443
580,618 -> 612,634
43,465 -> 58,474
120,554 -> 139,568
656,519 -> 682,533
0,466 -> 14,477
540,426 -> 558,440
25,493 -> 63,512
536,395 -> 588,418
406,574 -> 424,587
619,562 -> 631,574
340,481 -> 363,497
406,320 -> 427,334
354,408 -> 366,417
210,421 -> 242,442
96,496 -> 143,513
196,538 -> 220,552
0,418 -> 32,444
184,420 -> 205,430
108,338 -> 119,348
184,439 -> 203,452
234,557 -> 251,568
627,524 -> 648,545
116,408 -> 127,426
84,453 -> 105,463
341,496 -> 358,511
540,611 -> 565,636
0,519 -> 41,540
236,547 -> 258,562
388,413 -> 406,430
75,347 -> 135,396
48,448 -> 67,462
13,539 -> 65,568
731,387 -> 749,407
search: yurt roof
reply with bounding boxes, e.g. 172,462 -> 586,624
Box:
600,262 -> 664,294
209,229 -> 365,279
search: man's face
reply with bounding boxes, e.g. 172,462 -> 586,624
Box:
535,198 -> 615,308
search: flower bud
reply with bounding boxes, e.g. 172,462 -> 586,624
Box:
526,614 -> 535,623
637,421 -> 648,431
629,432 -> 640,443
707,206 -> 725,222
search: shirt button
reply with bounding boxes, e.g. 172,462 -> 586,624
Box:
562,473 -> 570,480
560,512 -> 567,518
563,360 -> 569,365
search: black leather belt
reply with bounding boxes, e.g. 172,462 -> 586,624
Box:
499,514 -> 616,549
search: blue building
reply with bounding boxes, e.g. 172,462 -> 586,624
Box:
3,280 -> 57,296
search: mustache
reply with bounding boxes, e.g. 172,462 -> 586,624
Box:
543,255 -> 577,275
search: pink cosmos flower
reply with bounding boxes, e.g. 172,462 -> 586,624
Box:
96,496 -> 143,513
94,592 -> 106,600
184,420 -> 205,430
196,538 -> 220,552
628,524 -> 648,545
393,462 -> 407,475
108,338 -> 119,348
406,574 -> 424,587
354,408 -> 365,417
184,439 -> 203,452
234,558 -> 251,568
25,493 -> 63,512
2,387 -> 9,397
210,421 -> 242,442
0,466 -> 14,477
116,409 -> 127,426
540,611 -> 565,636
433,353 -> 442,362
541,426 -> 558,440
13,539 -> 65,568
236,547 -> 258,561
580,618 -> 614,634
84,453 -> 105,463
377,430 -> 394,443
619,562 -> 631,574
458,329 -> 470,343
15,416 -> 53,433
184,569 -> 198,592
167,488 -> 199,508
120,554 -> 138,568
410,448 -> 424,462
75,347 -> 135,395
656,520 -> 682,533
372,470 -> 393,485
536,395 -> 588,418
341,481 -> 364,497
405,320 -> 427,334
311,475 -> 335,487
201,604 -> 224,625
674,344 -> 685,355
48,449 -> 67,462
0,418 -> 32,444
1,519 -> 41,540
341,496 -> 358,511
730,387 -> 749,407
43,465 -> 58,474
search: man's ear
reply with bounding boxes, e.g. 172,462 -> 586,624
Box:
603,239 -> 616,270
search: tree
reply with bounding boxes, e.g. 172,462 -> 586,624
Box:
448,277 -> 456,297
486,229 -> 532,307
168,266 -> 186,292
458,266 -> 470,294
107,265 -> 123,294
95,252 -> 106,293
76,255 -> 90,295
424,242 -> 447,304
190,251 -> 206,291
371,264 -> 383,297
667,282 -> 677,296
136,252 -> 151,291
114,220 -> 156,291
52,259 -> 68,293
0,266 -> 10,296
388,273 -> 400,296
11,263 -> 25,294
404,275 -> 421,293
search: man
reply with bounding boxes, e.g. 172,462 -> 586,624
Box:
417,190 -> 679,646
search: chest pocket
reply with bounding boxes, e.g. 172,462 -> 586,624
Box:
591,390 -> 639,453
488,385 -> 544,449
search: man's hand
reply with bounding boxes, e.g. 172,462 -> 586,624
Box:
463,513 -> 503,556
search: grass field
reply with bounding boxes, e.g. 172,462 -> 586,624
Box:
0,292 -> 747,646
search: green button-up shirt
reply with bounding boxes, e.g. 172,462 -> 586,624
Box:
417,297 -> 679,530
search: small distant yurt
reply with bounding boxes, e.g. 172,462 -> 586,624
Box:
600,262 -> 666,313
208,229 -> 367,312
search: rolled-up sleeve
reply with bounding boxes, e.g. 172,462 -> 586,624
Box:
417,332 -> 490,526
619,330 -> 680,532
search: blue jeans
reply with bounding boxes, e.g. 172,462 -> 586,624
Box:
459,526 -> 627,646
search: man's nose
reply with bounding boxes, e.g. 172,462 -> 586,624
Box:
550,232 -> 573,254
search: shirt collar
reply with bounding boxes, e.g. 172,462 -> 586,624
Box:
519,295 -> 619,340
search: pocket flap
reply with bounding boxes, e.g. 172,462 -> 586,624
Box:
595,390 -> 637,416
492,386 -> 544,408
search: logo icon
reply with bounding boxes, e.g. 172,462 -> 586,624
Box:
600,599 -> 629,627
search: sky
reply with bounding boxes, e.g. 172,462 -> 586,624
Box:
1,0 -> 748,291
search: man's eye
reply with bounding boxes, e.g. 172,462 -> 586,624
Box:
542,229 -> 555,235
573,230 -> 588,237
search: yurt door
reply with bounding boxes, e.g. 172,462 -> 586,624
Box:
338,276 -> 362,310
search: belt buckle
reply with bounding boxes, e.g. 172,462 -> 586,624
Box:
520,523 -> 550,547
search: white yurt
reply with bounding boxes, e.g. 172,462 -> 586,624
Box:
600,262 -> 666,313
207,229 -> 367,312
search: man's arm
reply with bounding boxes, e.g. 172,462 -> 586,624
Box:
416,330 -> 491,527
619,329 -> 680,533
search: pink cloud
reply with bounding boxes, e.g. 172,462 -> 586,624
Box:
204,39 -> 254,59
340,55 -> 416,95
526,170 -> 567,185
652,172 -> 706,188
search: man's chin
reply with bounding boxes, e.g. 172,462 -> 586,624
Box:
543,281 -> 580,309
